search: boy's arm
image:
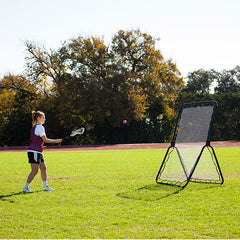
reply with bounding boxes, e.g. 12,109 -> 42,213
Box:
41,135 -> 62,143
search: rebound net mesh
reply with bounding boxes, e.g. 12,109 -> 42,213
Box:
156,101 -> 224,187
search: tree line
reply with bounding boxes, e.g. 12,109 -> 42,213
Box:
0,29 -> 239,146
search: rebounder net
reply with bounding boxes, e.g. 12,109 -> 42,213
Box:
156,101 -> 224,187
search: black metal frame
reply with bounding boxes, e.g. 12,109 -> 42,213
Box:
156,101 -> 224,188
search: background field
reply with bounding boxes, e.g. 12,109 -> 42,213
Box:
0,147 -> 239,239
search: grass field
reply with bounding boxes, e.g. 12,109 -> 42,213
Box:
0,147 -> 239,239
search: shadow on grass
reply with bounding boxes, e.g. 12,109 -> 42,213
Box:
0,191 -> 24,203
117,182 -> 224,201
0,190 -> 42,203
117,184 -> 183,201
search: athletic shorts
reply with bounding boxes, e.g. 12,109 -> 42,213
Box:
27,152 -> 44,164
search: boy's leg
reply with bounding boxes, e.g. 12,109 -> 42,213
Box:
23,164 -> 39,193
40,162 -> 55,191
27,164 -> 39,183
39,162 -> 47,181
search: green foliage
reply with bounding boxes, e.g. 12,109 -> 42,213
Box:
213,93 -> 240,140
215,66 -> 240,93
0,29 -> 185,146
184,69 -> 218,93
184,66 -> 240,94
0,148 -> 240,238
25,30 -> 184,125
0,75 -> 40,146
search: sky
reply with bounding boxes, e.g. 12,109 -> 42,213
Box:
0,0 -> 240,79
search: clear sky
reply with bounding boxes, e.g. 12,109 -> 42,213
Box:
0,0 -> 240,79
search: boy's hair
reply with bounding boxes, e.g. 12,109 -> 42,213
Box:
32,111 -> 44,126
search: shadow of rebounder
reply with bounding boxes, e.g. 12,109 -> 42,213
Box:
156,101 -> 224,188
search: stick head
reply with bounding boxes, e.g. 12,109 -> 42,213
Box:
70,127 -> 85,137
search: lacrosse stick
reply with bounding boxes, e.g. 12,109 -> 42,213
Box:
64,127 -> 85,140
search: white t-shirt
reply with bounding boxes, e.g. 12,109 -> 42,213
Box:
34,124 -> 46,137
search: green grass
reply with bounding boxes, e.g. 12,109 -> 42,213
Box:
0,147 -> 239,239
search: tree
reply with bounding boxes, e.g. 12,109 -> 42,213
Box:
184,69 -> 218,93
214,66 -> 240,93
0,74 -> 41,145
24,29 -> 185,144
111,30 -> 185,108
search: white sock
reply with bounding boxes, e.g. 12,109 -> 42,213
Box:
24,182 -> 30,188
43,181 -> 48,187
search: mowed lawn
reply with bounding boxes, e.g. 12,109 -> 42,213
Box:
0,147 -> 239,239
